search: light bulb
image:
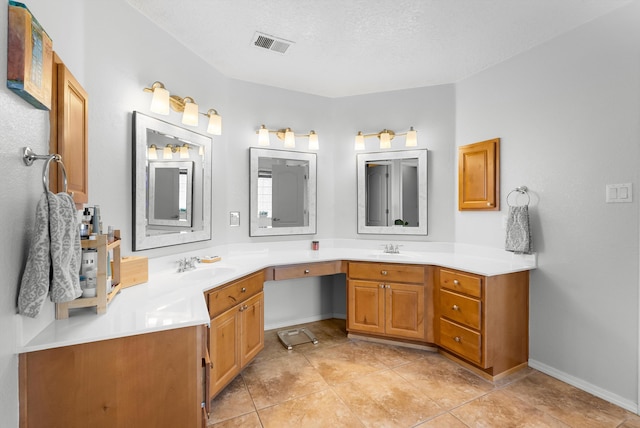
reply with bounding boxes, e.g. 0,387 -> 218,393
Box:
180,144 -> 190,159
206,109 -> 222,135
258,125 -> 270,146
148,145 -> 157,159
149,83 -> 170,115
308,131 -> 319,150
354,132 -> 365,150
405,127 -> 417,147
284,128 -> 295,148
181,97 -> 199,126
380,131 -> 391,149
163,145 -> 173,159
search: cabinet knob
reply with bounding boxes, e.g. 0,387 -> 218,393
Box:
304,269 -> 310,274
381,270 -> 388,276
379,284 -> 385,288
239,304 -> 248,312
452,304 -> 459,311
453,279 -> 460,285
241,287 -> 247,293
385,285 -> 391,289
454,336 -> 461,343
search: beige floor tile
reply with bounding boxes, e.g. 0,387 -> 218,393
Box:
208,376 -> 256,424
504,371 -> 631,427
416,412 -> 470,427
333,369 -> 443,427
351,339 -> 429,368
242,352 -> 330,409
394,352 -> 494,409
303,341 -> 390,385
620,415 -> 640,428
208,411 -> 262,428
452,389 -> 570,427
258,389 -> 364,428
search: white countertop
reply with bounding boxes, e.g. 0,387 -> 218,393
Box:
19,240 -> 536,353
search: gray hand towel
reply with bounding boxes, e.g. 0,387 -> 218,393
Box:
18,192 -> 82,318
505,205 -> 533,254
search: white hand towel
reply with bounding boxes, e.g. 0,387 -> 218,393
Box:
505,205 -> 533,254
18,192 -> 82,318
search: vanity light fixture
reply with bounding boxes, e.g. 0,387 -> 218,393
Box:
354,127 -> 418,150
256,125 -> 320,150
162,144 -> 174,159
179,144 -> 190,159
143,81 -> 222,135
148,144 -> 158,160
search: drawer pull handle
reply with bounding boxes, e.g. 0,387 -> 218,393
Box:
304,269 -> 310,274
452,304 -> 459,311
453,279 -> 460,285
241,287 -> 247,293
454,336 -> 461,343
381,270 -> 388,276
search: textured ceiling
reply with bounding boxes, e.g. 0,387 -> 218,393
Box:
126,0 -> 631,98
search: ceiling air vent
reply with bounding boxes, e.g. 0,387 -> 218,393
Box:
251,32 -> 294,54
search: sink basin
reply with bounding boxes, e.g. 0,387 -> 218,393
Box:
178,266 -> 236,283
365,252 -> 421,261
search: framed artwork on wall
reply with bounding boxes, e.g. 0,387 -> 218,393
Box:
7,1 -> 53,110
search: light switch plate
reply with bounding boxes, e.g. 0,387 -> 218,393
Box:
229,211 -> 240,227
606,183 -> 633,203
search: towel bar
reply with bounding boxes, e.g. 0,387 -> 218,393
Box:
22,147 -> 68,193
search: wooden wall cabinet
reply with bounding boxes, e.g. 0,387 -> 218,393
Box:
347,262 -> 431,342
19,325 -> 207,428
205,271 -> 264,400
435,267 -> 529,379
49,52 -> 88,208
458,138 -> 500,211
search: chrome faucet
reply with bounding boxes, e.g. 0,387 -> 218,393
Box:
383,244 -> 400,254
177,256 -> 200,272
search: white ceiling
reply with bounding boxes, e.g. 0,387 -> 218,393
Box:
126,0 -> 631,98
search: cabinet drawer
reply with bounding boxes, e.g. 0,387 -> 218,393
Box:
349,262 -> 424,284
439,289 -> 481,330
273,261 -> 343,281
439,318 -> 482,365
439,269 -> 482,298
207,272 -> 264,318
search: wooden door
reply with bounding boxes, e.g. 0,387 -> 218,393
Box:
347,280 -> 385,334
240,292 -> 264,366
385,282 -> 425,339
458,138 -> 499,210
209,305 -> 240,398
49,53 -> 88,208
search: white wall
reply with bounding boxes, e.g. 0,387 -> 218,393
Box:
1,0 -> 638,425
456,1 -> 640,408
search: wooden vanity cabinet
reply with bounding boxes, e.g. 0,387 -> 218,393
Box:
347,262 -> 432,342
19,325 -> 207,428
49,52 -> 89,209
205,271 -> 264,400
435,267 -> 529,379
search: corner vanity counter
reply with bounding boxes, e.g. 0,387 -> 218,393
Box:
18,240 -> 535,428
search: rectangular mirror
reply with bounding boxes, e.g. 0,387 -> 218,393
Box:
357,149 -> 428,235
250,148 -> 317,236
133,111 -> 212,250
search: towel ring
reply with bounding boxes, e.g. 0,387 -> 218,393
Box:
507,186 -> 530,207
22,147 -> 69,193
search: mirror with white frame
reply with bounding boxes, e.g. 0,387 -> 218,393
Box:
357,149 -> 428,235
133,111 -> 212,250
249,148 -> 317,236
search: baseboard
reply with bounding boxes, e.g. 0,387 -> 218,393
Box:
265,313 -> 346,331
528,359 -> 638,414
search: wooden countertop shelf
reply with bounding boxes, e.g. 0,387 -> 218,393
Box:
55,230 -> 122,319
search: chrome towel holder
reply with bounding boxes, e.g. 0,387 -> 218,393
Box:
22,146 -> 68,194
506,186 -> 530,207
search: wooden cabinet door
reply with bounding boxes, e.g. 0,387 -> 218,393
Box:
385,282 -> 425,340
240,292 -> 264,366
209,305 -> 240,398
49,53 -> 88,208
458,138 -> 499,210
347,280 -> 385,334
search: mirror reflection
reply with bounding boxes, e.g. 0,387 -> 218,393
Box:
133,111 -> 212,250
357,149 -> 428,235
250,148 -> 317,236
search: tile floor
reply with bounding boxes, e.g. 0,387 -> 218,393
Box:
208,319 -> 640,428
